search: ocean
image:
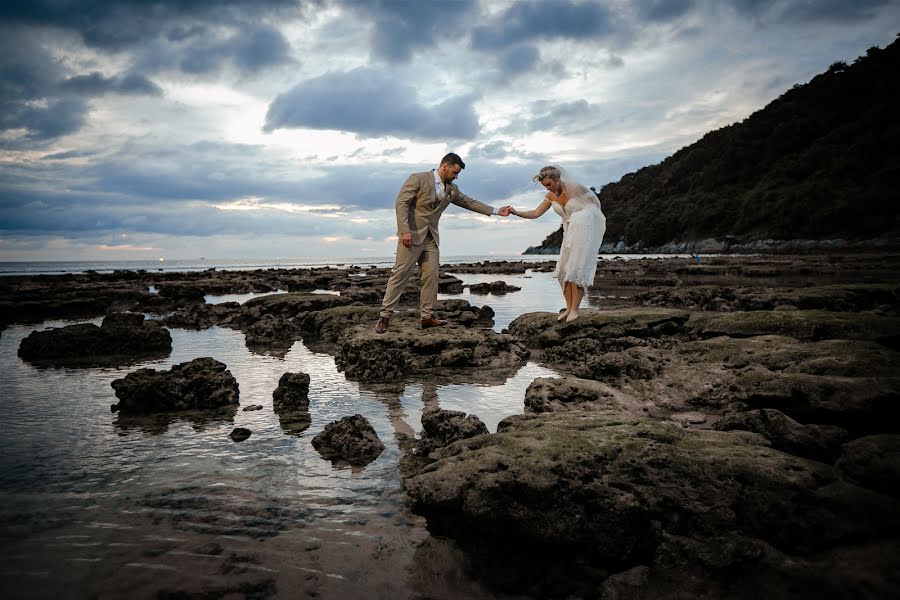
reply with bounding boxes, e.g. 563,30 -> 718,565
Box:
0,253 -> 681,276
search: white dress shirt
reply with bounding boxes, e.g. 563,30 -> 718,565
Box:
434,168 -> 498,214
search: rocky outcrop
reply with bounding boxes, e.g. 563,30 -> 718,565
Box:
416,407 -> 489,457
311,414 -> 384,468
110,357 -> 240,413
272,372 -> 312,435
241,291 -> 351,317
467,281 -> 521,295
523,376 -> 636,414
18,312 -> 172,365
336,318 -> 529,382
162,302 -> 241,329
636,283 -> 900,313
404,411 -> 900,598
836,434 -> 900,498
691,309 -> 900,344
506,308 -> 690,350
714,408 -> 847,463
243,313 -> 302,352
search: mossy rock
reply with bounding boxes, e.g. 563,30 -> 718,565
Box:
507,308 -> 690,349
692,310 -> 900,343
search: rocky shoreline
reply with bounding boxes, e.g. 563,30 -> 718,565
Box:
5,253 -> 900,598
525,236 -> 900,256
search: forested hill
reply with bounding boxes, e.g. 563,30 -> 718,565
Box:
526,36 -> 900,253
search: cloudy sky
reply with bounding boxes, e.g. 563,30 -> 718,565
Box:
2,0 -> 898,261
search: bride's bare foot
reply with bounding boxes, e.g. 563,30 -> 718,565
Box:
557,309 -> 570,321
565,310 -> 580,322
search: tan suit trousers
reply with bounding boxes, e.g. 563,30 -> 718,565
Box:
380,231 -> 440,319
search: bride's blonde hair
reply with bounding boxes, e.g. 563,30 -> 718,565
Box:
533,166 -> 560,183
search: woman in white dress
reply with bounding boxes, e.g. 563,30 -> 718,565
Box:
510,166 -> 606,322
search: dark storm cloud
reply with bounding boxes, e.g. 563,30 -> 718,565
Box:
59,72 -> 163,96
498,44 -> 542,77
177,24 -> 294,74
0,2 -> 296,144
778,0 -> 894,22
264,67 -> 481,140
338,0 -> 478,62
0,27 -> 162,144
471,1 -> 619,51
634,0 -> 698,22
0,27 -> 61,105
0,97 -> 88,143
0,0 -> 305,49
0,1 -> 299,74
724,0 -> 894,23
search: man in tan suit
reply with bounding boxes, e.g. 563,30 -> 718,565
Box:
375,153 -> 512,333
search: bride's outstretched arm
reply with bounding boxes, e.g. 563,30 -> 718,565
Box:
512,198 -> 552,219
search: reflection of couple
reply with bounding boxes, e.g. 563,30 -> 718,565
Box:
374,153 -> 606,334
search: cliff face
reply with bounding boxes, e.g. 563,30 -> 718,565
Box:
526,36 -> 900,254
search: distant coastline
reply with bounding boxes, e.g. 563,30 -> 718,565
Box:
0,253 -> 694,277
524,236 -> 900,256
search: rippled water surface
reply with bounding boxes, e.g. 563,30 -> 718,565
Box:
1,269 -> 603,598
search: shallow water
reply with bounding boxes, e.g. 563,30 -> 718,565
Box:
0,269 -> 590,598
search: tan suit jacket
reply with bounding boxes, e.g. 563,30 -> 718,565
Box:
395,170 -> 495,247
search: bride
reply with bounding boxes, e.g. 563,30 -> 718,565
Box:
509,166 -> 606,322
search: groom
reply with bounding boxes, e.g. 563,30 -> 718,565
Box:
375,153 -> 512,334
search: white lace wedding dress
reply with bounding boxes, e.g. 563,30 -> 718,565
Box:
551,183 -> 606,290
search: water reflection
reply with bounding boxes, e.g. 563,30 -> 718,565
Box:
113,406 -> 238,435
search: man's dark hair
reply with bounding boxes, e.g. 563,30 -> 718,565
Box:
440,152 -> 465,169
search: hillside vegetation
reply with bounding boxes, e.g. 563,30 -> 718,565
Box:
527,36 -> 900,252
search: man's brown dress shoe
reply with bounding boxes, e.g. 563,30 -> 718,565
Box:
420,317 -> 448,329
374,316 -> 390,334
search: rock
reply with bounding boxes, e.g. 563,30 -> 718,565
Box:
272,372 -> 312,435
572,346 -> 665,382
438,274 -> 464,293
336,318 -> 528,382
691,309 -> 900,343
243,313 -> 301,349
403,411 -> 900,596
467,281 -> 521,295
669,411 -> 709,426
524,377 -> 633,414
230,427 -> 252,442
598,566 -> 651,600
311,414 -> 384,467
302,305 -> 384,343
416,407 -> 489,456
714,408 -> 847,462
162,302 -> 241,330
242,405 -> 263,411
506,308 -> 689,349
715,372 -> 900,435
272,372 -> 310,412
18,312 -> 172,365
837,434 -> 900,497
635,283 -> 900,314
157,283 -> 206,302
110,357 -> 240,413
679,335 -> 900,378
240,292 -> 351,321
